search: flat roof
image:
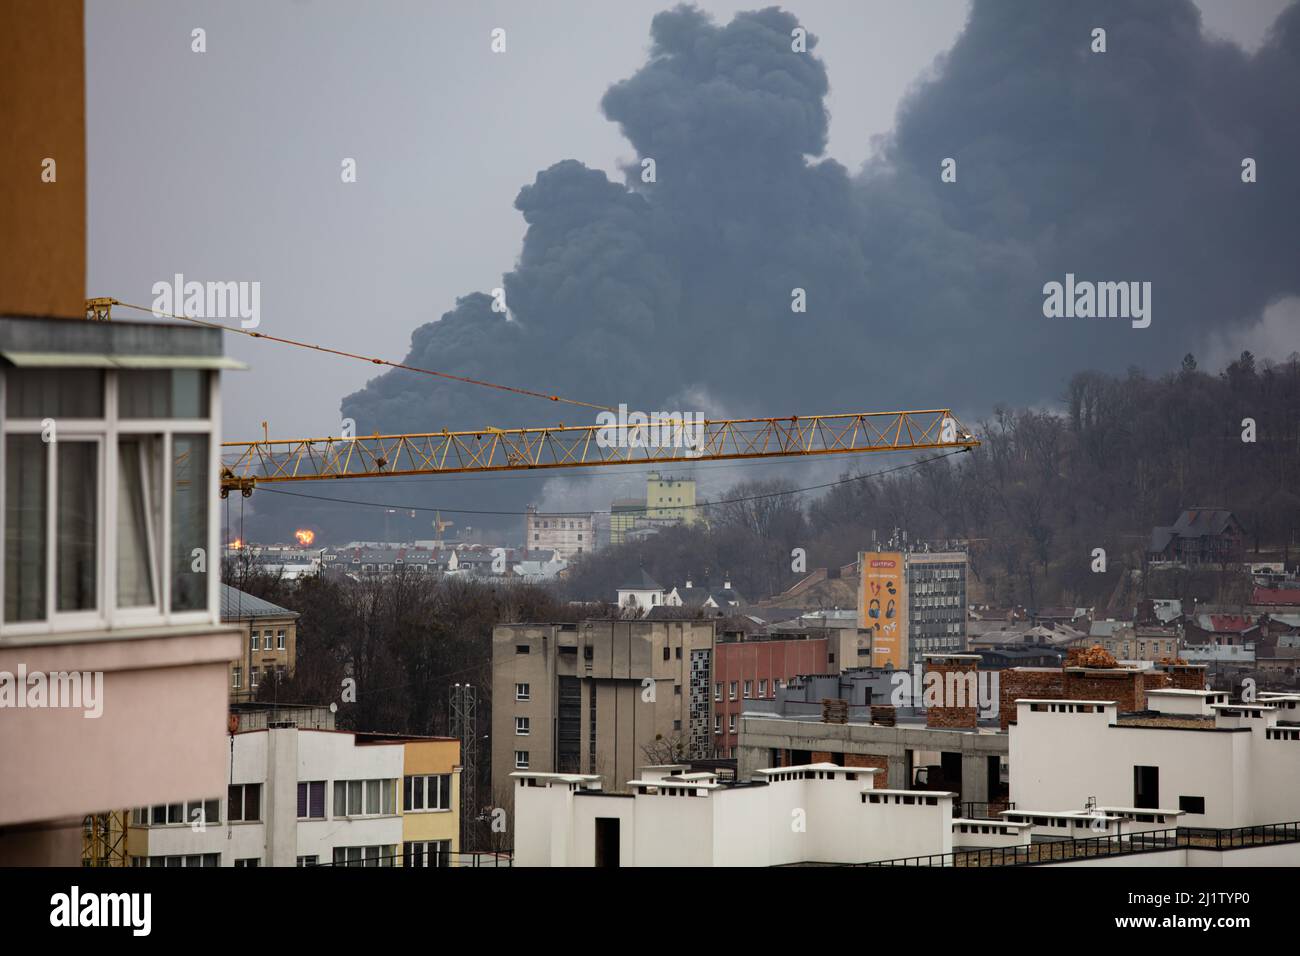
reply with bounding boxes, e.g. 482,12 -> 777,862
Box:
627,778 -> 721,790
510,771 -> 601,784
952,818 -> 1031,828
757,763 -> 882,776
865,788 -> 957,798
1096,806 -> 1186,816
1016,698 -> 1115,706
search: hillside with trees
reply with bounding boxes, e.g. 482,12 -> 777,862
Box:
563,352 -> 1300,610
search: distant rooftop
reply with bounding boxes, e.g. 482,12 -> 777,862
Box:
220,584 -> 299,621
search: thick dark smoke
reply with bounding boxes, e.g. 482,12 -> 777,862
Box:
253,1 -> 1300,542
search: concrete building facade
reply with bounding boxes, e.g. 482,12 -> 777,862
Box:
524,506 -> 592,560
1010,690 -> 1300,830
491,620 -> 716,800
511,763 -> 954,866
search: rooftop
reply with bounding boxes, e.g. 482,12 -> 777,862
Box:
220,584 -> 300,621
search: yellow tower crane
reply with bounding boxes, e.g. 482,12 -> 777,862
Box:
218,410 -> 979,495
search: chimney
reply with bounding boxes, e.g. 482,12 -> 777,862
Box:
924,654 -> 982,729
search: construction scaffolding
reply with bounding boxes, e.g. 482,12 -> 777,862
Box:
448,683 -> 479,852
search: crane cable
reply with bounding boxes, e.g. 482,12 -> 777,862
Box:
253,447 -> 971,517
107,299 -> 615,412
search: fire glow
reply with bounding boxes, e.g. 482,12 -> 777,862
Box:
294,529 -> 315,546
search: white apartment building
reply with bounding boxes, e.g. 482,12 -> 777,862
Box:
524,506 -> 592,561
511,763 -> 955,866
127,725 -> 461,867
1010,690 -> 1300,830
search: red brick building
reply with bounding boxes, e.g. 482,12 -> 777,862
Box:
712,638 -> 828,757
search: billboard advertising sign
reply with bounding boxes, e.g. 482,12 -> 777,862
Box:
859,551 -> 907,668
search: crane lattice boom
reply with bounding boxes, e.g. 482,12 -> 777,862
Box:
220,409 -> 978,495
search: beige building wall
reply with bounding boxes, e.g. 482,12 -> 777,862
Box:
230,614 -> 299,701
0,0 -> 86,318
492,621 -> 715,801
524,508 -> 593,560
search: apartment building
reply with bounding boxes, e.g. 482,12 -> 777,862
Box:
511,763 -> 955,866
1010,690 -> 1300,830
524,506 -> 592,560
126,725 -> 460,866
645,472 -> 697,525
0,2 -> 250,865
491,620 -> 716,798
711,636 -> 829,758
1089,625 -> 1181,662
859,548 -> 968,668
904,551 -> 968,664
223,584 -> 298,702
0,319 -> 242,863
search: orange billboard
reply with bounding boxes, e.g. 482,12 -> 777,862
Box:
859,551 -> 907,669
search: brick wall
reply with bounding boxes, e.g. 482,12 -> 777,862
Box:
1142,670 -> 1172,698
1163,664 -> 1209,691
925,658 -> 980,728
844,752 -> 890,783
1062,668 -> 1146,713
999,669 -> 1063,729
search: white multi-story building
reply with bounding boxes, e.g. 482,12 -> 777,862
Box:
126,725 -> 461,867
524,506 -> 592,561
511,764 -> 955,866
1010,689 -> 1300,830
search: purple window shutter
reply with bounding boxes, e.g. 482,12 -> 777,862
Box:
297,782 -> 308,818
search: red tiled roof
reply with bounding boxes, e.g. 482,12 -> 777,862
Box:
1209,614 -> 1252,632
1253,587 -> 1300,606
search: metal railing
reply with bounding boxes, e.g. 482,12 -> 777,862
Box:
862,820 -> 1300,867
311,849 -> 513,868
960,801 -> 1015,819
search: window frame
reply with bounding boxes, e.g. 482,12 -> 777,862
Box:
0,369 -> 219,637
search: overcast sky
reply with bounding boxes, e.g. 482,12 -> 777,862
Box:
87,0 -> 1291,446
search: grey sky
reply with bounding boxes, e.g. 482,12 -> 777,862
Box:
88,0 -> 1287,444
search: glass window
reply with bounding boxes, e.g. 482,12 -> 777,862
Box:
119,370 -> 208,419
348,780 -> 362,815
366,779 -> 380,815
56,441 -> 98,612
170,434 -> 208,611
116,436 -> 161,607
4,434 -> 46,621
5,368 -> 103,418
